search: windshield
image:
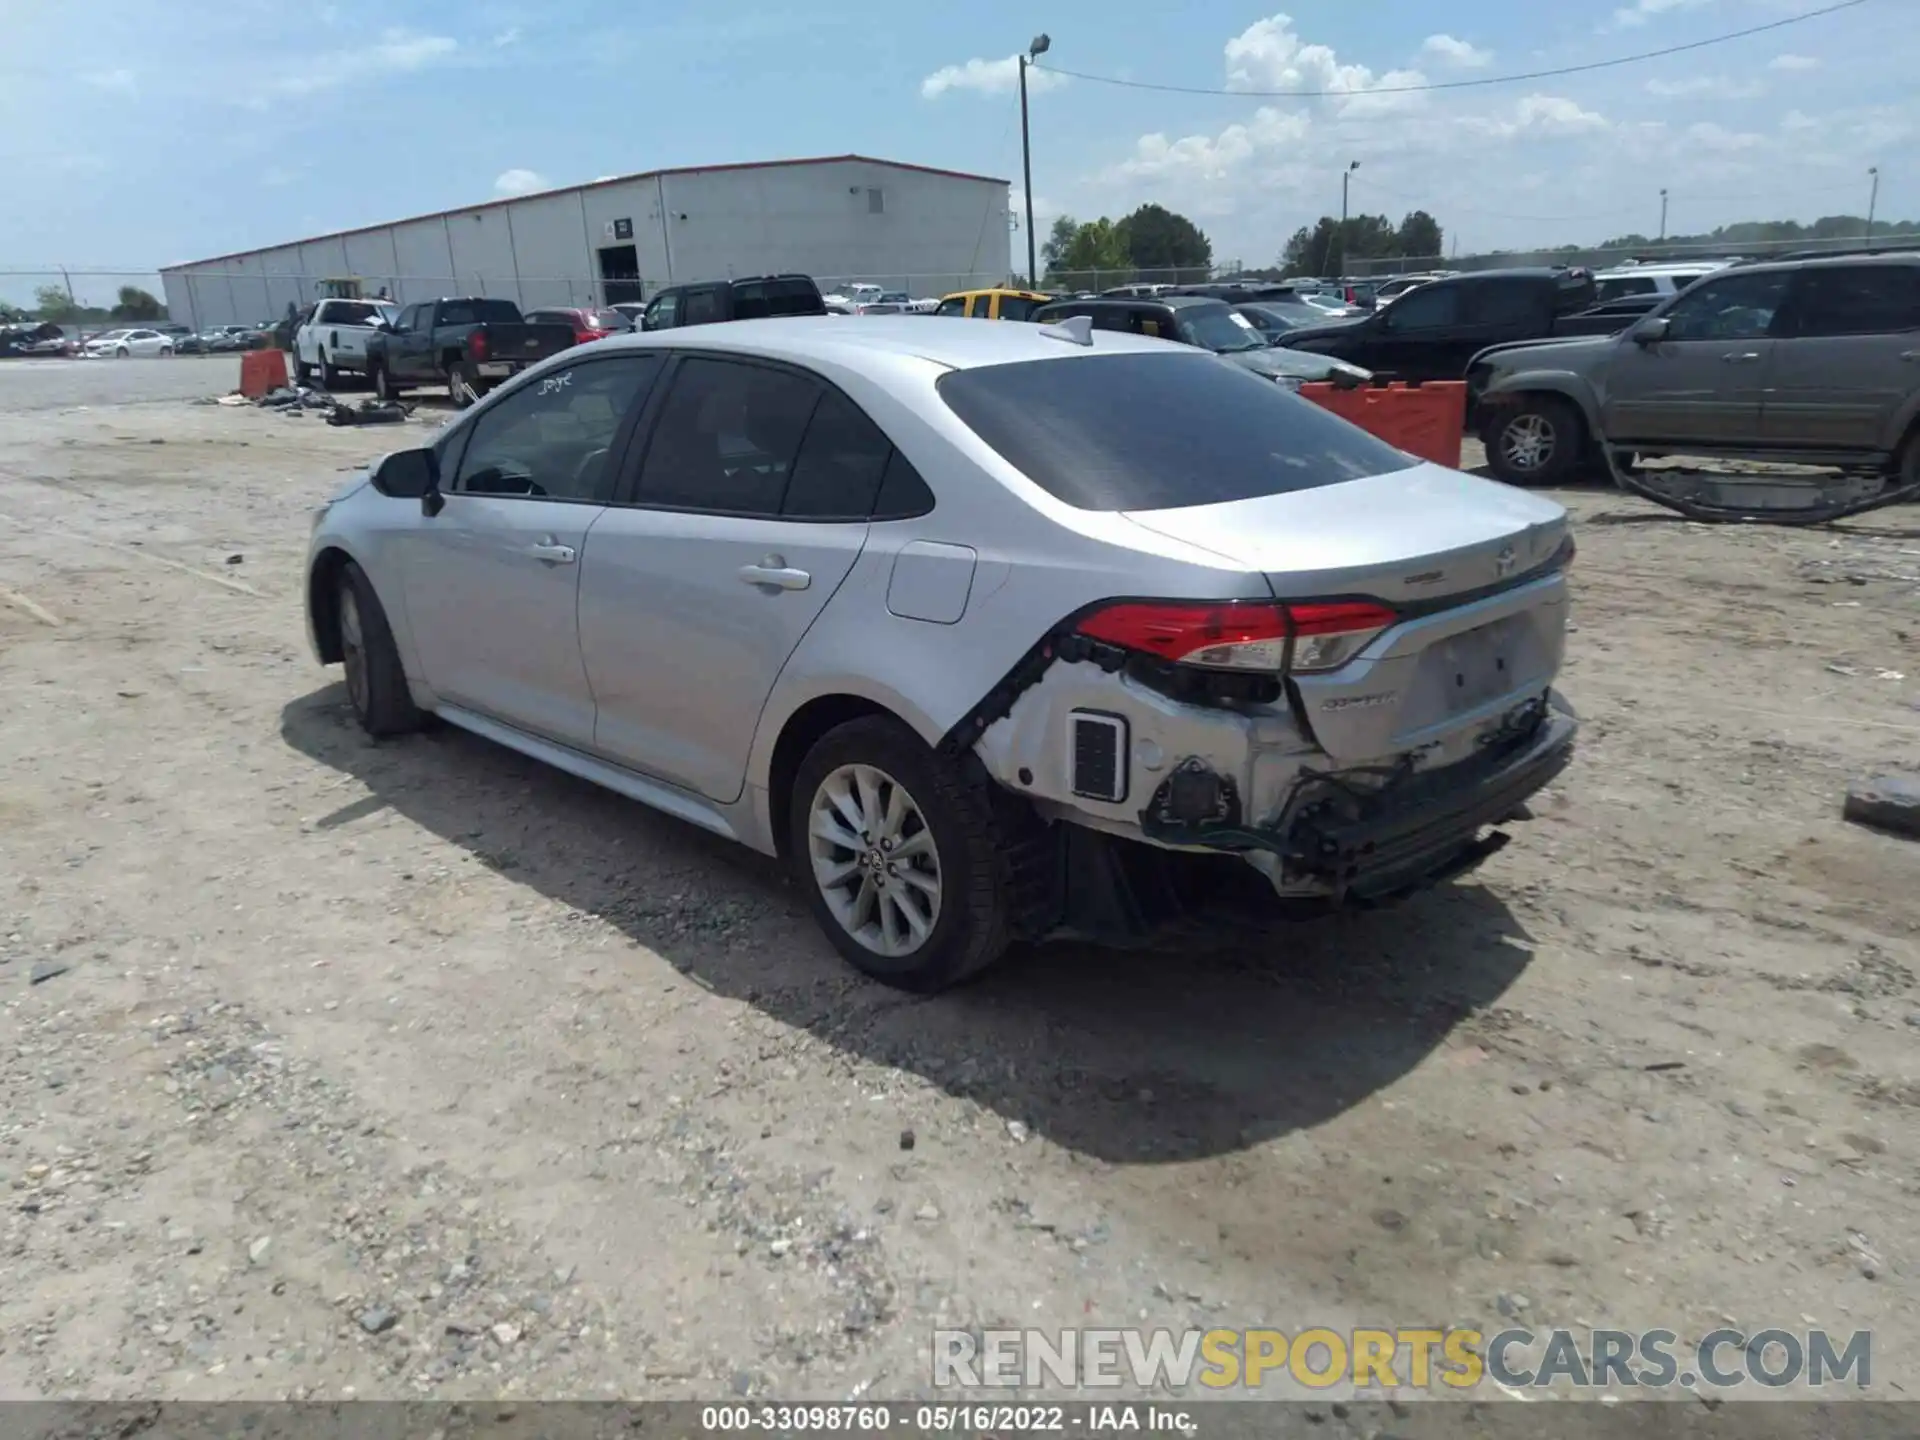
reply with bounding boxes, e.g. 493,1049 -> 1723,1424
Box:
937,352 -> 1410,512
1175,305 -> 1264,353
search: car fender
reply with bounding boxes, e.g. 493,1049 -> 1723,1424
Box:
306,512 -> 432,698
1476,363 -> 1604,437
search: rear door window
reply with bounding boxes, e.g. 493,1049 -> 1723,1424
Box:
938,352 -> 1412,512
997,295 -> 1041,322
437,301 -> 477,326
1788,266 -> 1920,336
1465,280 -> 1548,328
635,358 -> 821,515
782,389 -> 894,519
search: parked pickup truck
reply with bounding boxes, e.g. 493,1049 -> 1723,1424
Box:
294,298 -> 398,388
364,298 -> 576,407
1273,267 -> 1647,383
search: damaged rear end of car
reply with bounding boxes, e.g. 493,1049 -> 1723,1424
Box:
935,349 -> 1578,944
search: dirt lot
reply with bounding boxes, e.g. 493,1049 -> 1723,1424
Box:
0,356 -> 1916,1405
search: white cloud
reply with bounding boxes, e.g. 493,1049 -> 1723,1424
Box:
920,54 -> 1064,99
1421,34 -> 1492,68
492,27 -> 522,47
1769,53 -> 1820,71
1609,0 -> 1709,28
1113,107 -> 1313,183
1779,109 -> 1821,133
269,29 -> 458,98
80,68 -> 137,94
1223,15 -> 1427,114
1465,93 -> 1612,139
1684,121 -> 1766,152
493,168 -> 548,197
1644,75 -> 1766,99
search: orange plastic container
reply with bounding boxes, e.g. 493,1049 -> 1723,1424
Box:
238,347 -> 289,398
1296,378 -> 1467,468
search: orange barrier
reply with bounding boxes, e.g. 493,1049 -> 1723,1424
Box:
238,348 -> 289,399
1296,378 -> 1467,468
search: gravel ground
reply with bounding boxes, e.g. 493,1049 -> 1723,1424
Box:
0,356 -> 1916,1405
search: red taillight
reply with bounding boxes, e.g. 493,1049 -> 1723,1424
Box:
469,329 -> 489,362
1075,599 -> 1396,674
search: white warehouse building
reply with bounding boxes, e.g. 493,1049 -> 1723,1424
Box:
159,154 -> 1012,330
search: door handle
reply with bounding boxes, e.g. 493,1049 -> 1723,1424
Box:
738,557 -> 811,591
1901,350 -> 1920,362
1720,351 -> 1762,363
527,539 -> 576,564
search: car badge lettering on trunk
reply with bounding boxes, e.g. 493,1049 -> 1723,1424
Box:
1494,544 -> 1518,577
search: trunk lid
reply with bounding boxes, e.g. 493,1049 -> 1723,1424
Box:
1123,463 -> 1571,761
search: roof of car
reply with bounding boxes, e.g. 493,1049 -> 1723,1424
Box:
938,288 -> 1050,302
1035,295 -> 1223,310
581,314 -> 1182,372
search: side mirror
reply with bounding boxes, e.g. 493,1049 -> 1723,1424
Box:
1631,316 -> 1671,345
369,447 -> 437,501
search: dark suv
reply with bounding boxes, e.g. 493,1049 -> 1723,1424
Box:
640,274 -> 827,330
1471,250 -> 1920,487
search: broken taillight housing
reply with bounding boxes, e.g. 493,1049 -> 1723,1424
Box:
468,328 -> 490,362
1075,599 -> 1396,675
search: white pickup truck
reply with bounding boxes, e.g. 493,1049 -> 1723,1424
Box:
294,298 -> 399,387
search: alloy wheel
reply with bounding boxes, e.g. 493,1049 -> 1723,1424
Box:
1499,413 -> 1557,473
807,763 -> 942,958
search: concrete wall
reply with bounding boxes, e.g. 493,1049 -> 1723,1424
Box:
160,160 -> 1012,329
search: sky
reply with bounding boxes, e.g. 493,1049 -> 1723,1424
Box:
0,0 -> 1907,305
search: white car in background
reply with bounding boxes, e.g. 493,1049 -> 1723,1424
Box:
295,298 -> 400,387
82,328 -> 174,358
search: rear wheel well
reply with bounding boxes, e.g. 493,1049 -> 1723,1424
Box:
767,695 -> 900,858
441,349 -> 465,372
308,547 -> 352,663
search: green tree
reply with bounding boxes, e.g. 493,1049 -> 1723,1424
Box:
33,283 -> 79,322
1115,203 -> 1213,281
111,285 -> 164,321
1395,210 -> 1444,262
1040,215 -> 1079,275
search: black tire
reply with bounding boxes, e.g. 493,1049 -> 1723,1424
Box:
337,561 -> 423,738
1898,427 -> 1920,494
448,360 -> 475,409
1484,396 -> 1584,487
294,356 -> 314,385
789,716 -> 1013,992
319,351 -> 341,389
371,361 -> 403,401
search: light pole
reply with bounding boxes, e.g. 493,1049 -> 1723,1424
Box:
1658,188 -> 1668,243
1866,166 -> 1880,241
1334,160 -> 1359,277
1019,34 -> 1050,287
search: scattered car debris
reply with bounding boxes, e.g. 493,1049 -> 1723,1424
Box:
325,398 -> 409,427
1843,775 -> 1920,840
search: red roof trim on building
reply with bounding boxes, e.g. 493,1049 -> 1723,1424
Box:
162,154 -> 1012,271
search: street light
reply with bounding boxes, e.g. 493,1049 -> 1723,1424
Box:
1658,188 -> 1669,243
1019,34 -> 1051,286
1333,160 -> 1359,277
1867,165 -> 1880,241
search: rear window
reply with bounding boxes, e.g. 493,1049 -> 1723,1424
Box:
936,352 -> 1412,512
323,301 -> 385,325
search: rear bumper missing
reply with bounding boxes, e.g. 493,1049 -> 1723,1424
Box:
1031,692 -> 1577,944
1278,694 -> 1576,902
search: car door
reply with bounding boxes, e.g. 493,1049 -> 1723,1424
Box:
389,304 -> 434,379
1599,268 -> 1793,445
1761,264 -> 1920,452
1457,279 -> 1551,374
1364,282 -> 1459,378
679,286 -> 726,327
934,297 -> 967,317
577,355 -> 880,801
397,354 -> 666,747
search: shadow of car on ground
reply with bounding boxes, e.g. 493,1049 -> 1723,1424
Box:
280,685 -> 1535,1165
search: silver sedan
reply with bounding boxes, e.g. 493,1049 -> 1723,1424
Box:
306,316 -> 1577,990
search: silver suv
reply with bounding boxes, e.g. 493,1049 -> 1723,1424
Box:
1470,252 -> 1920,487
